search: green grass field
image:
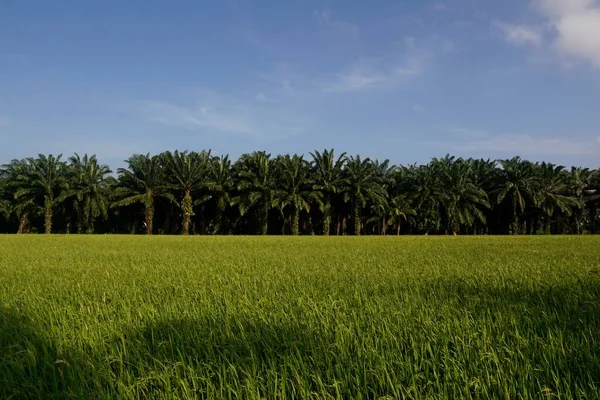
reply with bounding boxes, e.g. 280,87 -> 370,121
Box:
1,236 -> 600,399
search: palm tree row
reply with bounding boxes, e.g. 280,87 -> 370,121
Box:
1,151 -> 599,235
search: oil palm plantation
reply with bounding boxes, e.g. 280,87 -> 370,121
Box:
276,154 -> 322,235
162,150 -> 210,235
234,151 -> 279,235
342,156 -> 387,235
310,149 -> 346,235
114,154 -> 174,235
0,148 -> 597,236
68,153 -> 115,234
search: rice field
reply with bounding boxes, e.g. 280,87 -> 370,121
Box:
1,236 -> 599,399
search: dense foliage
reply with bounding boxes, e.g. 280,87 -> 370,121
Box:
1,236 -> 599,398
1,151 -> 599,234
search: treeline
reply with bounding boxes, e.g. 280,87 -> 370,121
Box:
0,150 -> 599,235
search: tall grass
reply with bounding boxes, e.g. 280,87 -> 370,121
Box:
1,236 -> 599,399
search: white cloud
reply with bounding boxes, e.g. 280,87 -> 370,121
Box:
429,127 -> 600,156
413,105 -> 426,112
313,10 -> 359,37
130,92 -> 308,140
495,22 -> 543,47
497,1 -> 600,67
534,0 -> 600,67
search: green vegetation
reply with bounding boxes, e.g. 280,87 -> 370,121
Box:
1,151 -> 599,235
1,236 -> 600,399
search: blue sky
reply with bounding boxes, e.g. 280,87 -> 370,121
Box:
1,0 -> 599,168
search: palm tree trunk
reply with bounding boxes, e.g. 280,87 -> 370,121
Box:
397,221 -> 401,235
181,190 -> 193,235
353,204 -> 361,236
17,212 -> 29,234
341,216 -> 347,235
44,196 -> 53,234
260,203 -> 269,235
77,203 -> 84,233
323,197 -> 331,236
145,211 -> 153,235
144,192 -> 154,235
291,207 -> 300,235
214,208 -> 223,235
382,216 -> 387,236
145,206 -> 154,235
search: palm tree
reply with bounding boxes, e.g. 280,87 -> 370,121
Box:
276,154 -> 322,235
162,150 -> 210,235
535,162 -> 581,234
1,159 -> 38,233
387,195 -> 416,235
493,157 -> 537,234
68,153 -> 115,233
114,154 -> 174,235
567,167 -> 596,234
204,155 -> 235,234
435,158 -> 490,234
310,149 -> 346,235
14,154 -> 68,234
234,151 -> 279,235
0,173 -> 10,222
400,164 -> 444,234
342,156 -> 387,235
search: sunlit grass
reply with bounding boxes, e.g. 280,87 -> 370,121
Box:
1,236 -> 599,399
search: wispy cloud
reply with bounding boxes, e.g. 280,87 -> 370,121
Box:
413,105 -> 427,112
427,126 -> 600,156
255,92 -> 277,102
322,51 -> 429,93
494,22 -> 543,47
318,36 -> 455,93
130,91 -> 308,140
256,67 -> 297,93
313,10 -> 359,38
133,100 -> 256,135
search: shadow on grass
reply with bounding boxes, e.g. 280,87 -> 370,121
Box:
0,306 -> 71,398
1,277 -> 600,398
